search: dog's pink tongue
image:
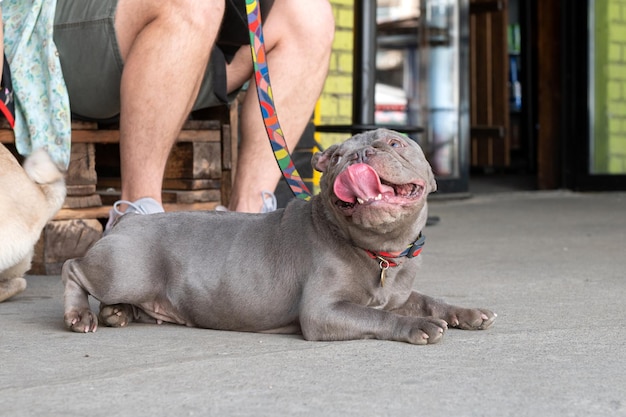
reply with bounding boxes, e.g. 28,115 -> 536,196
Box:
334,163 -> 384,203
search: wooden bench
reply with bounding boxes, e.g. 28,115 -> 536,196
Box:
0,104 -> 238,274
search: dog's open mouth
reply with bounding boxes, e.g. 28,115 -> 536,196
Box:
333,163 -> 425,212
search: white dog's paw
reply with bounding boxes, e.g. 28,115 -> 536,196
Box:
0,277 -> 27,302
23,148 -> 64,185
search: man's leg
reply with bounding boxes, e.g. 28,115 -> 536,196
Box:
113,0 -> 225,207
224,0 -> 334,212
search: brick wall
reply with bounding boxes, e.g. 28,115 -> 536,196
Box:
595,0 -> 626,173
315,0 -> 354,151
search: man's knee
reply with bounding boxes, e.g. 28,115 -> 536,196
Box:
270,0 -> 335,51
164,0 -> 226,34
116,0 -> 226,57
304,0 -> 335,48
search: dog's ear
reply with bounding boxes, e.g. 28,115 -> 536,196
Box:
311,144 -> 339,173
427,165 -> 437,193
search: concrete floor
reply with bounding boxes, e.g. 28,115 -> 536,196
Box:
1,190 -> 625,417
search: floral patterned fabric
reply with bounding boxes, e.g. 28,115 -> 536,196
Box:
2,0 -> 71,168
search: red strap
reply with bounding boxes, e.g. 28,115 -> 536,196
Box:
1,54 -> 15,128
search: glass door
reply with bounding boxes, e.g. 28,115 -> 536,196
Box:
419,0 -> 470,192
375,0 -> 470,193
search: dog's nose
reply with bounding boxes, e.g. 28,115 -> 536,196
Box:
350,147 -> 375,163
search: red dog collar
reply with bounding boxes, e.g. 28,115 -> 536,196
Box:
364,233 -> 425,267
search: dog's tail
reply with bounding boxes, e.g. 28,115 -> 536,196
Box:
23,148 -> 67,220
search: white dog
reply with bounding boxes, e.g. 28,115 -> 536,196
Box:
0,144 -> 66,302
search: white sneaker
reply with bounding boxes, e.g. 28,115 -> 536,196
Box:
260,191 -> 277,213
214,191 -> 277,213
105,197 -> 164,232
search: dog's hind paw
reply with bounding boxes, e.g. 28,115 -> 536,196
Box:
64,309 -> 98,333
99,304 -> 133,327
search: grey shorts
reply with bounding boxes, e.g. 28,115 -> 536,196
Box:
53,0 -> 273,121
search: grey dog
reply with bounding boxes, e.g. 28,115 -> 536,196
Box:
63,129 -> 496,344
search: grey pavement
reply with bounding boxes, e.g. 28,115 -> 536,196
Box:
1,190 -> 625,417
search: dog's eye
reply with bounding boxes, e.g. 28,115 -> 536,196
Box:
388,138 -> 404,148
331,154 -> 342,165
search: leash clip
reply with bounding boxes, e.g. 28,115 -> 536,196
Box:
377,257 -> 390,287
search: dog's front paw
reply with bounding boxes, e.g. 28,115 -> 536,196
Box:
64,309 -> 98,333
446,307 -> 496,330
99,304 -> 133,327
402,317 -> 448,345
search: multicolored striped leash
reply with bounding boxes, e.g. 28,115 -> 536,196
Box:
245,0 -> 312,201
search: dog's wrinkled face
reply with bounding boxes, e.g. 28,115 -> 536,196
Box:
313,129 -> 436,230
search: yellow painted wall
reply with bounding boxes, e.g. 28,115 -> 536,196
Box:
315,0 -> 354,151
593,0 -> 626,173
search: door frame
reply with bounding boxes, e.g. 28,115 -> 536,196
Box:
561,0 -> 626,190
